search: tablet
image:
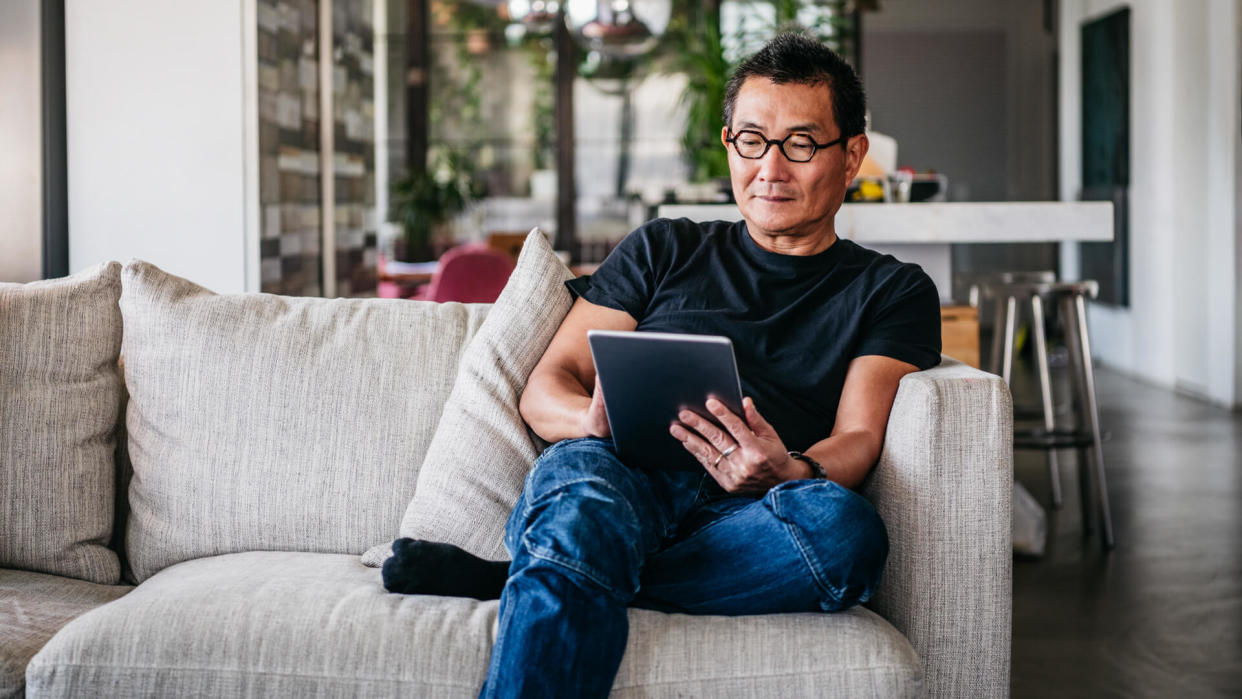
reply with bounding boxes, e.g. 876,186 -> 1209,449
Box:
587,329 -> 744,471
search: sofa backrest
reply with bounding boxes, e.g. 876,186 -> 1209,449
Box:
1,262 -> 125,585
116,261 -> 489,582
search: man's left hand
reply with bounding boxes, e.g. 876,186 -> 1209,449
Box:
669,397 -> 806,494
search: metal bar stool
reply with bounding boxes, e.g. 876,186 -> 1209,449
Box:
981,271 -> 1063,509
983,277 -> 1115,550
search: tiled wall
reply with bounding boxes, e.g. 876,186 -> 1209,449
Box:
331,0 -> 378,296
257,0 -> 376,297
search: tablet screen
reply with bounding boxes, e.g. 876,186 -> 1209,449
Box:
588,330 -> 744,471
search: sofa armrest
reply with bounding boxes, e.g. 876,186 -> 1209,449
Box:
862,357 -> 1013,698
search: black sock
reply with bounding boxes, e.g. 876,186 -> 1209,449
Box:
381,538 -> 510,600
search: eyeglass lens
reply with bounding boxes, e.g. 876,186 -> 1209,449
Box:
732,131 -> 819,162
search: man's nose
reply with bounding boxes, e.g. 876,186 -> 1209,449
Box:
756,147 -> 791,181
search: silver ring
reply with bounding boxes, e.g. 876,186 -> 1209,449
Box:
713,444 -> 737,467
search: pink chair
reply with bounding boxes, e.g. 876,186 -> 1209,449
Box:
412,244 -> 515,303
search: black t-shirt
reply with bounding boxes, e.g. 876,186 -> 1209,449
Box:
565,217 -> 942,453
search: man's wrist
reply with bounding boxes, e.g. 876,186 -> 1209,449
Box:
787,451 -> 827,479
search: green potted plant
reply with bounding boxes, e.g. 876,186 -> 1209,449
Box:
388,150 -> 478,262
663,1 -> 732,185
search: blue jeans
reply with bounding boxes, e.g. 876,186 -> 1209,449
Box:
479,437 -> 888,698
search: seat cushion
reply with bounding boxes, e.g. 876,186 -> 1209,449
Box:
118,262 -> 489,582
0,568 -> 131,699
363,228 -> 575,566
0,263 -> 124,585
27,552 -> 920,698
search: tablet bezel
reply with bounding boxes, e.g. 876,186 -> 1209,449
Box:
587,329 -> 744,471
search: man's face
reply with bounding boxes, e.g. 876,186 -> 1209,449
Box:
722,77 -> 867,244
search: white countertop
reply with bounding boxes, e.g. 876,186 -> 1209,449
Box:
656,201 -> 1114,243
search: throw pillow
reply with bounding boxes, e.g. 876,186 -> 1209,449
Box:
119,261 -> 488,582
363,228 -> 574,565
1,262 -> 124,584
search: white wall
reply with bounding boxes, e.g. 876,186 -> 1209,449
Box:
0,0 -> 44,283
864,30 -> 1009,201
1235,6 -> 1242,406
1059,0 -> 1241,407
66,1 -> 250,293
865,0 -> 1057,202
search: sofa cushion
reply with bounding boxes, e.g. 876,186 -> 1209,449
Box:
364,228 -> 575,565
1,568 -> 131,698
1,263 -> 124,585
118,262 -> 489,582
26,551 -> 920,698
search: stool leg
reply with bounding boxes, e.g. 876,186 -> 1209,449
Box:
1077,445 -> 1093,536
990,296 -> 1008,375
1001,296 -> 1017,384
1030,293 -> 1063,509
1073,293 -> 1115,550
1061,296 -> 1095,537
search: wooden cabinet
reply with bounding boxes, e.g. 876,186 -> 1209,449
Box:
940,305 -> 980,368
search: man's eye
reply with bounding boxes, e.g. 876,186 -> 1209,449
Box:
787,137 -> 815,153
738,135 -> 764,147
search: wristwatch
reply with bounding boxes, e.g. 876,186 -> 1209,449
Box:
787,451 -> 827,479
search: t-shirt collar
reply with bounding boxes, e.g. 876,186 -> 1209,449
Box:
736,220 -> 851,271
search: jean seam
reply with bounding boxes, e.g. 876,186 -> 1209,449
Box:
673,501 -> 751,542
522,475 -> 623,508
530,436 -> 606,469
522,541 -> 631,600
693,473 -> 709,505
485,579 -> 520,693
519,477 -> 644,600
769,485 -> 847,607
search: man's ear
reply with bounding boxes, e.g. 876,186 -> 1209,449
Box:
720,126 -> 731,149
843,132 -> 870,183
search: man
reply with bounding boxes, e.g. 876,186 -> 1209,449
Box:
384,32 -> 941,697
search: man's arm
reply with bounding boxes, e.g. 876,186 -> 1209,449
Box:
798,354 -> 921,488
672,354 -> 920,492
518,297 -> 637,443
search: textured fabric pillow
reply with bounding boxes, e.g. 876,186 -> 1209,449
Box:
119,261 -> 489,582
363,229 -> 574,565
1,262 -> 124,584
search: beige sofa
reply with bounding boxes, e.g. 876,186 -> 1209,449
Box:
1,231 -> 1012,698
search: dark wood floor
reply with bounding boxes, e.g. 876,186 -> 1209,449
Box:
1008,360 -> 1242,697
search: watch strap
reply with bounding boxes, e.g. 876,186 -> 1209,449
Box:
787,451 -> 827,479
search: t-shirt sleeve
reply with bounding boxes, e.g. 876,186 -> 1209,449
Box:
854,265 -> 943,370
563,224 -> 661,320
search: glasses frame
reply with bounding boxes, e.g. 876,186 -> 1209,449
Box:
725,129 -> 847,162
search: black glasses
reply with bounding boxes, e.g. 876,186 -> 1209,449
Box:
725,129 -> 846,162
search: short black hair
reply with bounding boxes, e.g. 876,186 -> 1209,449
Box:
722,33 -> 866,140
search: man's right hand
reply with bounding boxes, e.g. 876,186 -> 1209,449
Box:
519,297 -> 636,443
581,374 -> 611,438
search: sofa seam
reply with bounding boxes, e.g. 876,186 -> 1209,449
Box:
25,662 -> 478,688
609,665 -> 922,690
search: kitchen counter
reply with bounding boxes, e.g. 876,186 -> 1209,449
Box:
657,201 -> 1113,243
655,201 -> 1114,301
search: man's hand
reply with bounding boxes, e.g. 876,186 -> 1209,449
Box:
669,397 -> 806,494
519,298 -> 636,443
580,374 -> 611,438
